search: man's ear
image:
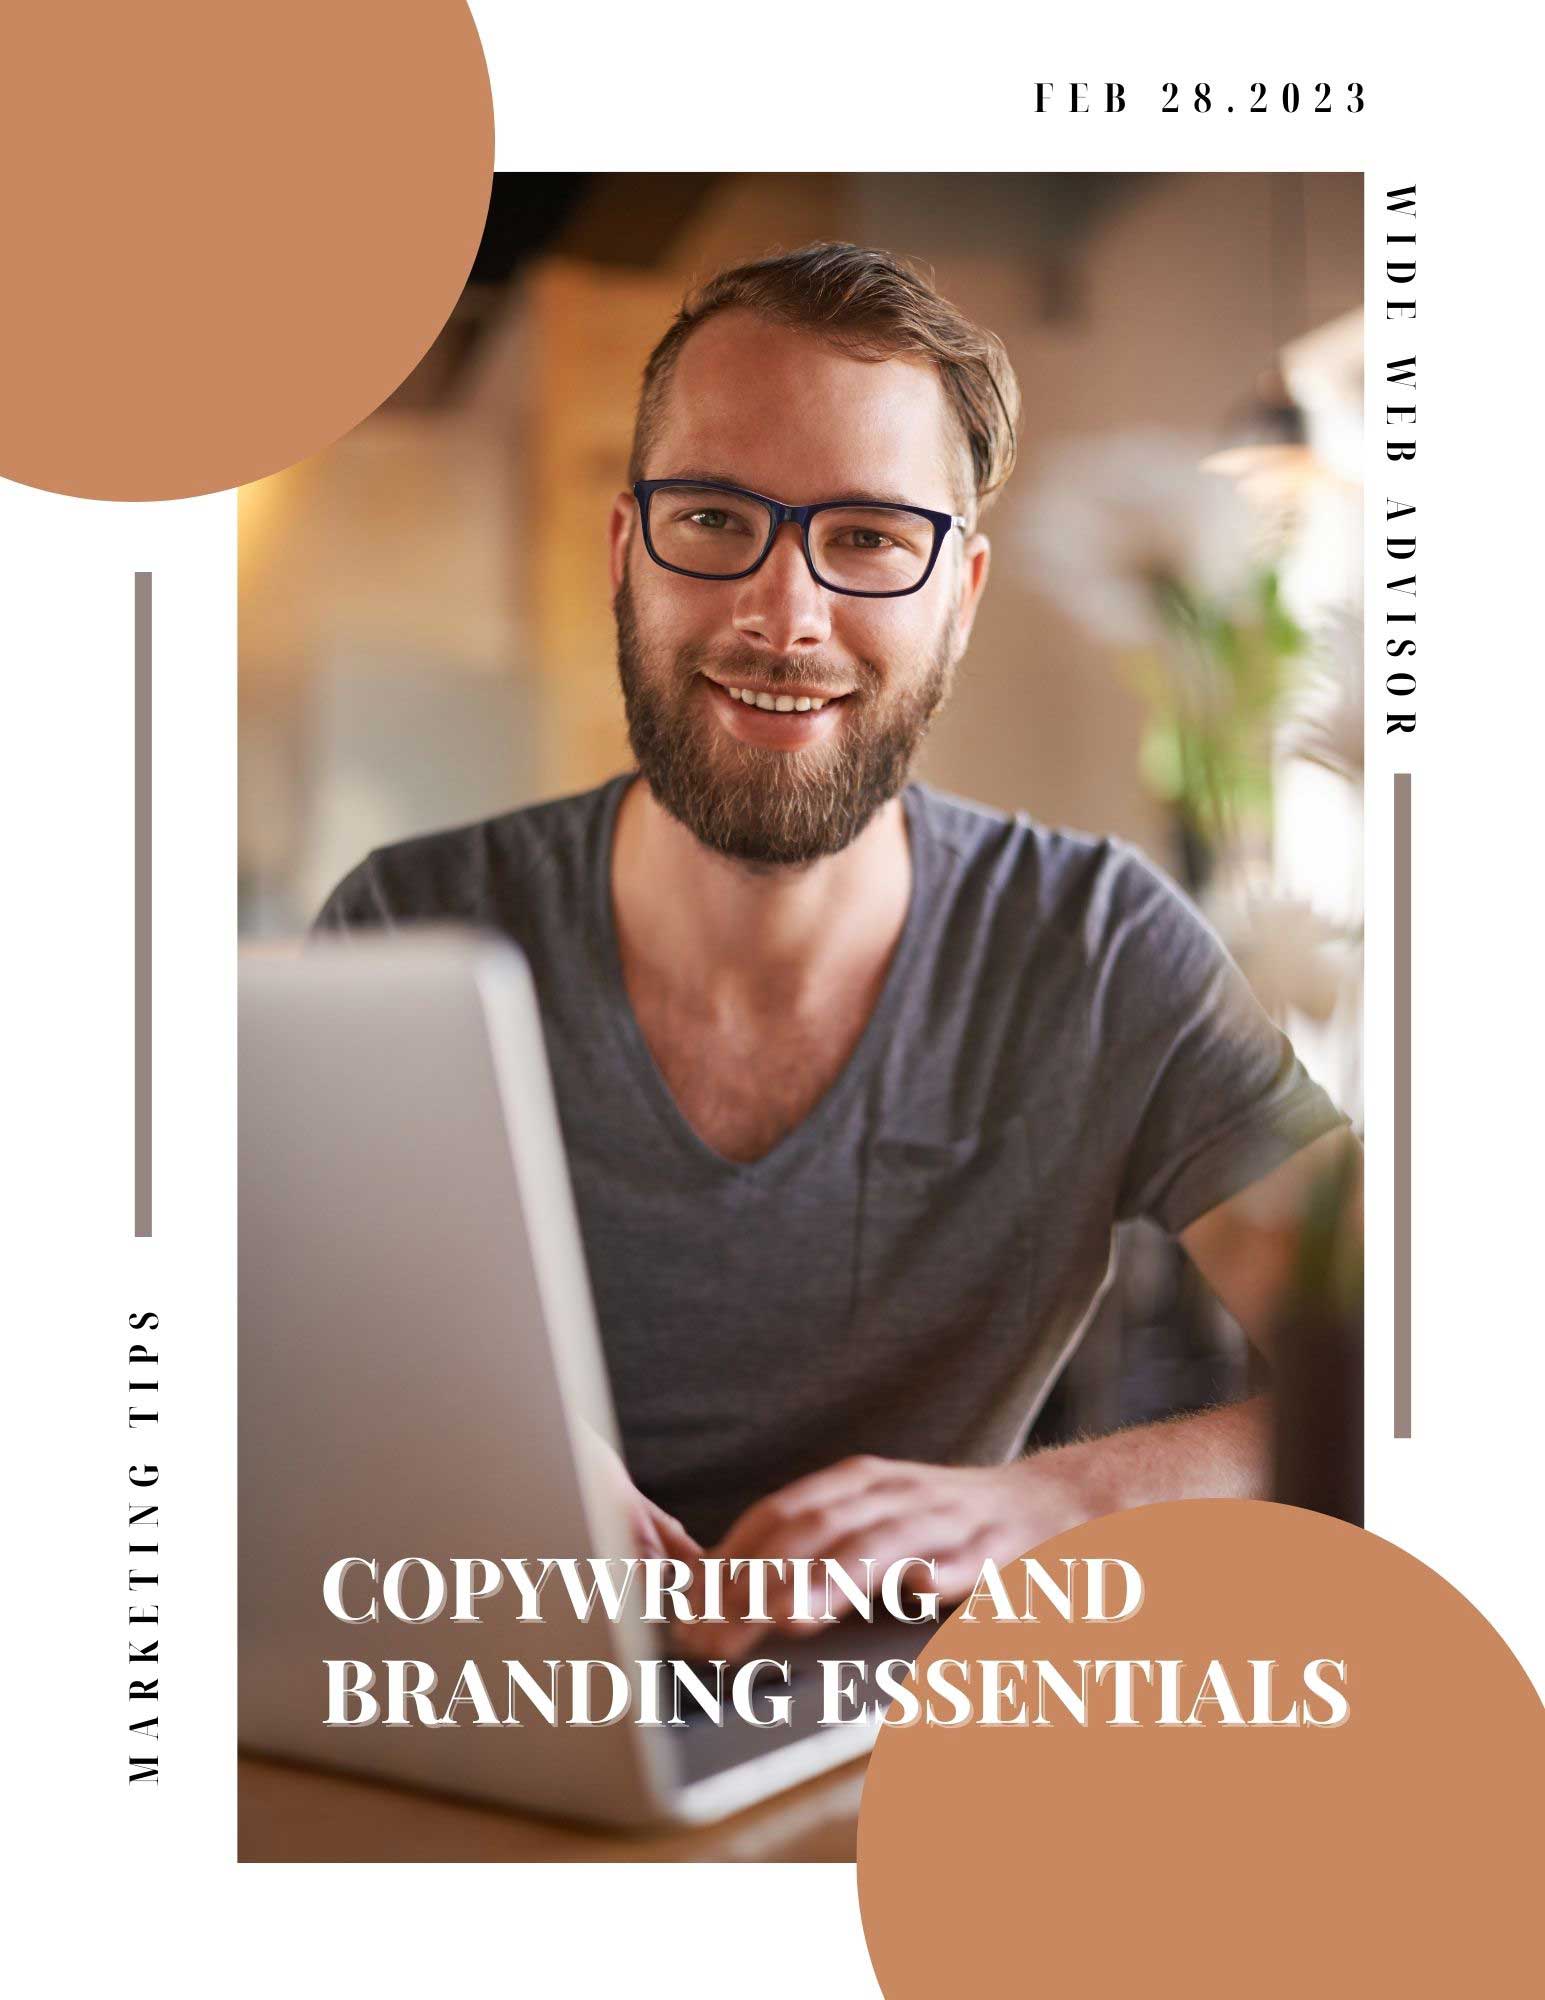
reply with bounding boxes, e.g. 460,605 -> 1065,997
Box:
949,532 -> 992,660
608,491 -> 636,594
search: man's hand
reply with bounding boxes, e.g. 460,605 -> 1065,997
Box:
628,1487 -> 703,1566
676,1451 -> 1096,1660
675,1398 -> 1271,1660
577,1425 -> 704,1565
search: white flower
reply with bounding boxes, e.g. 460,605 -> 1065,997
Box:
1284,605 -> 1363,780
1206,887 -> 1356,1023
1022,428 -> 1269,649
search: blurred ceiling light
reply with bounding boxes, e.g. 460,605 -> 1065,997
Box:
1201,365 -> 1317,496
1201,174 -> 1335,508
1281,307 -> 1364,487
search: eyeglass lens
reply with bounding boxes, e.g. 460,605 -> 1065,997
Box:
647,484 -> 933,592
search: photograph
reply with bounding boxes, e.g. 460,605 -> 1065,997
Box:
236,169 -> 1366,1861
14,12 -> 1542,1994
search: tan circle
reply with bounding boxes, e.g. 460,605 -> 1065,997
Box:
858,1501 -> 1543,1996
0,2 -> 492,501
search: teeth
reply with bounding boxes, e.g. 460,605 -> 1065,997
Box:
725,687 -> 829,712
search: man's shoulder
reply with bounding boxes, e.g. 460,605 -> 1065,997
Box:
365,773 -> 618,886
313,773 -> 626,932
909,781 -> 1173,936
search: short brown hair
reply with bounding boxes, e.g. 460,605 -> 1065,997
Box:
628,241 -> 1020,521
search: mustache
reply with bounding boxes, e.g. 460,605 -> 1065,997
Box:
680,647 -> 879,697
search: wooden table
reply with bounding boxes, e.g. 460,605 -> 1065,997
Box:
239,1752 -> 866,1862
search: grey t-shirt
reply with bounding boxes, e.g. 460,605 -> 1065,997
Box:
314,770 -> 1345,1543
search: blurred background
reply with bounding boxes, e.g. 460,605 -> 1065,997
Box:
239,170 -> 1364,1462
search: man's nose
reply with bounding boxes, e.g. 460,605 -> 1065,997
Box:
731,521 -> 832,653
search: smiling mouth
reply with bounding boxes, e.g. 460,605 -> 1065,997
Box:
704,675 -> 853,713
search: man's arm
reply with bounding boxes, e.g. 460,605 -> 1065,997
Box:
1179,1124 -> 1360,1362
679,1126 -> 1361,1658
1009,1123 -> 1362,1485
986,1123 -> 1362,1518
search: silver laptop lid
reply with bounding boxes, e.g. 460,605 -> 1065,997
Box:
239,929 -> 677,1825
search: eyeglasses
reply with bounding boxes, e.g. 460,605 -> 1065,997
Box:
632,478 -> 967,599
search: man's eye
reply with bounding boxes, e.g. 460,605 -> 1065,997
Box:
684,508 -> 750,534
827,526 -> 903,554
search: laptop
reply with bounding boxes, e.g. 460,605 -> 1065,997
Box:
239,928 -> 930,1828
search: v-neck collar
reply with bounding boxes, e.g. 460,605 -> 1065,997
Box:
592,771 -> 932,1178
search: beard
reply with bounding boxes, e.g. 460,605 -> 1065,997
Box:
613,573 -> 958,868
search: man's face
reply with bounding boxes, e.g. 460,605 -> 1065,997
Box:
610,312 -> 991,868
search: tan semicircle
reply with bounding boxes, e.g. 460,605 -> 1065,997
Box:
858,1500 -> 1543,1997
0,1 -> 493,501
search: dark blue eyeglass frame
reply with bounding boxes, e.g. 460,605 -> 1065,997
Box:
632,478 -> 967,599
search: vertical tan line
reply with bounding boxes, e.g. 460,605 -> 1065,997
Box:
135,573 -> 152,1239
1393,774 -> 1412,1436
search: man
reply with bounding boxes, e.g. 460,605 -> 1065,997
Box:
315,241 -> 1354,1651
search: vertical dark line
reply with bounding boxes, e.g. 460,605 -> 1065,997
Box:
1393,774 -> 1412,1436
136,573 -> 152,1239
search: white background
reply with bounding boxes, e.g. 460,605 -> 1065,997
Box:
10,9 -> 1531,1995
